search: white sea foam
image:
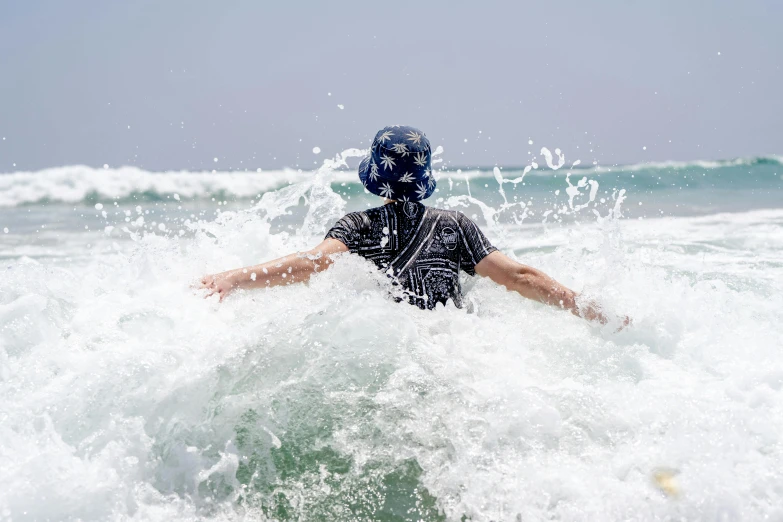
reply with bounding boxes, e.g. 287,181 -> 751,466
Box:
1,155 -> 783,520
0,165 -> 360,207
584,154 -> 783,173
1,155 -> 781,208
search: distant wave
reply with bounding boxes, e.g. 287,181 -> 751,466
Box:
0,156 -> 780,207
463,155 -> 783,175
588,155 -> 783,173
0,165 -> 359,207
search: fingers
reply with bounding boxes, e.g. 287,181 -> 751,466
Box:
202,286 -> 229,302
615,316 -> 633,333
201,277 -> 218,299
197,274 -> 231,302
218,287 -> 234,302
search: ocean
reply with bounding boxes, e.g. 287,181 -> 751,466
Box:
1,153 -> 783,521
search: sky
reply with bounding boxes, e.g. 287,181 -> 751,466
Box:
0,0 -> 781,172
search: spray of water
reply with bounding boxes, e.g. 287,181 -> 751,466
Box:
1,148 -> 782,521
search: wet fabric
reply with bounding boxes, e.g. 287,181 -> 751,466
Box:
326,201 -> 497,309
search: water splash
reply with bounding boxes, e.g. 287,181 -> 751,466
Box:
540,147 -> 566,170
1,147 -> 783,521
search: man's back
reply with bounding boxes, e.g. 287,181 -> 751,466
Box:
326,201 -> 496,309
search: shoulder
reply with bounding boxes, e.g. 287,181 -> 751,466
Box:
336,210 -> 371,229
426,207 -> 475,227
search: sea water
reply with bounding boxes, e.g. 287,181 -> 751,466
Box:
1,154 -> 782,521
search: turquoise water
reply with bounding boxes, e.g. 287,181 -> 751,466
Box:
1,155 -> 783,520
1,156 -> 781,241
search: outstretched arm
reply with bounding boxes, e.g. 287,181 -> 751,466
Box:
200,238 -> 349,301
475,250 -> 608,323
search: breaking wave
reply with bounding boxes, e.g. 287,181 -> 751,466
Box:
1,155 -> 781,208
1,147 -> 783,520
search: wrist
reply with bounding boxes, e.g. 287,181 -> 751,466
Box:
227,271 -> 245,288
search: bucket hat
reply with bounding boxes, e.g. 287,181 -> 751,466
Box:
358,125 -> 435,202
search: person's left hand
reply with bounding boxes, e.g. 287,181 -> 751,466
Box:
200,272 -> 237,302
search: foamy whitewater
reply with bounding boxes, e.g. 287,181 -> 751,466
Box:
1,152 -> 782,521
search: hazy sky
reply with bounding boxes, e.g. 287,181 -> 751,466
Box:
1,0 -> 781,172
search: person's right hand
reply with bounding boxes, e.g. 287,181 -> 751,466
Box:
200,271 -> 238,302
616,315 -> 633,332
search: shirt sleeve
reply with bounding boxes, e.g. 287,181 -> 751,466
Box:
456,212 -> 497,276
325,212 -> 366,252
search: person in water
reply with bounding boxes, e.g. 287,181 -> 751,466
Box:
201,125 -> 608,324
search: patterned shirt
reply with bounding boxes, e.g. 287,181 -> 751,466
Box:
325,201 -> 497,309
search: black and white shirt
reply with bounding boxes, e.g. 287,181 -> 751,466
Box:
326,201 -> 497,309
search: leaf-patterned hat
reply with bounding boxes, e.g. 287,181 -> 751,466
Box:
358,125 -> 435,202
